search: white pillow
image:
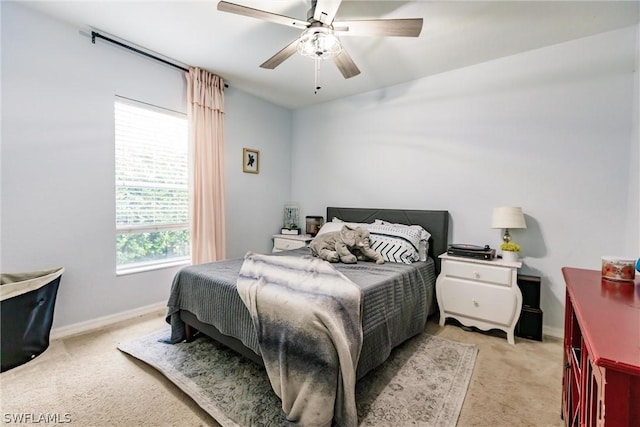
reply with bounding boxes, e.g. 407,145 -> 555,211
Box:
315,222 -> 345,236
315,217 -> 367,235
373,220 -> 431,261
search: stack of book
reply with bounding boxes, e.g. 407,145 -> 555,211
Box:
281,228 -> 300,235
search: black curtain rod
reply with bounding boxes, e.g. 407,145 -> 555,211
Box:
90,31 -> 229,88
91,31 -> 189,72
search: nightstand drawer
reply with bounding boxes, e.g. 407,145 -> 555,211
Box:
443,260 -> 512,286
440,280 -> 517,325
273,238 -> 306,251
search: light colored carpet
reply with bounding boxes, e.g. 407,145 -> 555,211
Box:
0,311 -> 564,426
118,329 -> 478,427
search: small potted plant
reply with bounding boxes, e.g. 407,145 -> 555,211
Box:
500,242 -> 521,263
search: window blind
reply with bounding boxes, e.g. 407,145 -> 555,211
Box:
115,99 -> 188,230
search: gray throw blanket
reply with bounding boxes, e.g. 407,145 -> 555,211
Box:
236,252 -> 363,427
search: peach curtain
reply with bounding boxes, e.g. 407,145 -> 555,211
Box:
186,67 -> 226,264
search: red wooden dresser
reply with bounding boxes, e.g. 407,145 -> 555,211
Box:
561,267 -> 640,427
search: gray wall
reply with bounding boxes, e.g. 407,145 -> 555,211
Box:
0,2 -> 292,328
290,26 -> 639,334
224,87 -> 293,258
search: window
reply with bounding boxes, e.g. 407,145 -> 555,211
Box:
115,97 -> 189,273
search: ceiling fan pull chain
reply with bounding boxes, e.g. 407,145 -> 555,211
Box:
314,57 -> 321,94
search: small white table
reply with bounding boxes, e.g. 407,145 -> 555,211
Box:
436,253 -> 523,344
272,234 -> 313,253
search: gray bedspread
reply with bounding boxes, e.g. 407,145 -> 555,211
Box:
166,247 -> 436,379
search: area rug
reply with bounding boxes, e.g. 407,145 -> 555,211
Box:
118,329 -> 477,427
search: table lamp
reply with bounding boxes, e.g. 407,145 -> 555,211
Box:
492,207 -> 526,243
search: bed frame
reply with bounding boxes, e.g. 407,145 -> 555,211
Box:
180,207 -> 450,367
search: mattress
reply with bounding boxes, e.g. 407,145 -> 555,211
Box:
166,247 -> 436,379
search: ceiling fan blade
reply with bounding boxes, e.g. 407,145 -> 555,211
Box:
217,1 -> 309,29
333,49 -> 360,79
260,38 -> 300,69
313,0 -> 342,25
333,18 -> 423,37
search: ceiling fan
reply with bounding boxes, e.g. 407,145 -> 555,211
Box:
217,0 -> 423,80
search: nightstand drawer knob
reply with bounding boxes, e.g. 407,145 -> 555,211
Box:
474,271 -> 480,279
473,300 -> 479,307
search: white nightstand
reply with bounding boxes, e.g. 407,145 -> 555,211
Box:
272,234 -> 314,253
436,253 -> 523,344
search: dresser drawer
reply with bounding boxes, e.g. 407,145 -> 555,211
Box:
273,238 -> 306,252
443,259 -> 512,286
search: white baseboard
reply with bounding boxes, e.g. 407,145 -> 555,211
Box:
50,301 -> 166,341
543,325 -> 564,339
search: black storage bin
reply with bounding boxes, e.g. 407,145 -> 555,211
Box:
1,268 -> 63,372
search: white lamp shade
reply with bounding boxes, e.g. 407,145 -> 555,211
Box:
491,207 -> 526,229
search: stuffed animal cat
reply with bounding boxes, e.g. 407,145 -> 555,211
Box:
309,225 -> 384,264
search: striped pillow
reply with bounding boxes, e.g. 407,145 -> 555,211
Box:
366,223 -> 423,264
374,220 -> 431,261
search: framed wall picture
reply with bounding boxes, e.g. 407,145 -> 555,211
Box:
243,148 -> 259,174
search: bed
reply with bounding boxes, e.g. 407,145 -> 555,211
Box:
166,207 -> 449,380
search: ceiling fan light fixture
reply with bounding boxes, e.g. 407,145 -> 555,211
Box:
297,27 -> 342,59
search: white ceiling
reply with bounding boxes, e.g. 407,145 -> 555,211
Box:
20,1 -> 640,109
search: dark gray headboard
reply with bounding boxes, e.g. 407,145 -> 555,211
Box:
326,207 -> 450,274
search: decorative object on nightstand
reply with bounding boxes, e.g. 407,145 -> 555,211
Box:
272,234 -> 313,253
305,216 -> 324,237
500,242 -> 521,263
491,206 -> 526,261
436,253 -> 523,344
447,243 -> 495,260
282,204 -> 300,235
491,206 -> 526,242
